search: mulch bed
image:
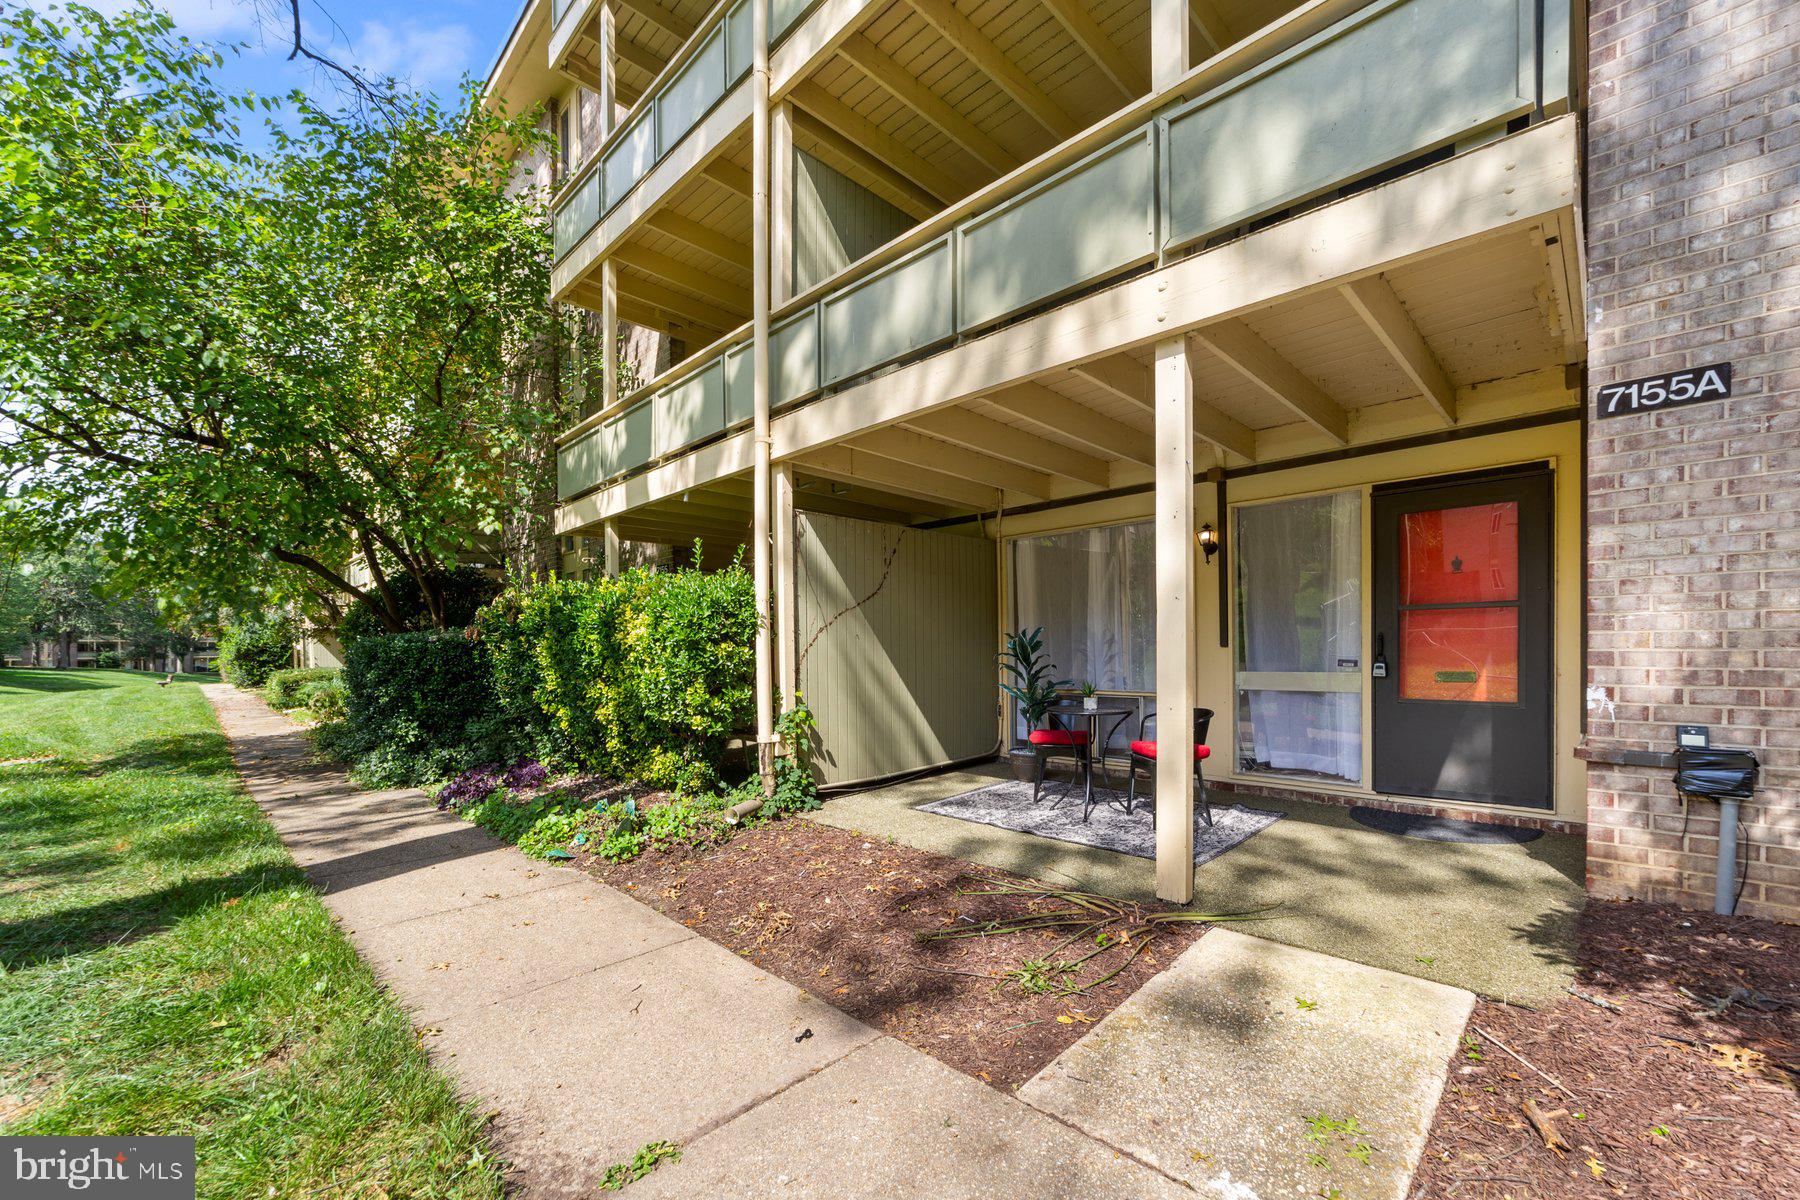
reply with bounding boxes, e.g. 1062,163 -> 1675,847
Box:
576,816 -> 1209,1091
1413,898 -> 1800,1199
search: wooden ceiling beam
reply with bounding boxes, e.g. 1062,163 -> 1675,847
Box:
1188,0 -> 1234,55
800,446 -> 995,509
1069,353 -> 1257,461
1037,0 -> 1145,100
702,157 -> 753,196
981,383 -> 1153,466
614,35 -> 666,77
1339,274 -> 1456,425
615,273 -> 744,334
902,0 -> 1080,140
713,475 -> 947,522
789,81 -> 976,201
789,110 -> 941,221
644,211 -> 751,270
836,34 -> 1019,175
612,244 -> 749,312
613,297 -> 724,345
851,426 -> 1055,498
614,0 -> 695,44
903,408 -> 1109,486
1191,322 -> 1349,445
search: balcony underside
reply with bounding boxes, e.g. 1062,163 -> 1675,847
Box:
558,118 -> 1584,541
552,0 -> 1321,315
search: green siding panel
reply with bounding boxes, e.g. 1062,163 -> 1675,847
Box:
610,400 -> 654,475
956,131 -> 1156,332
603,109 -> 656,210
797,513 -> 998,785
1160,0 -> 1537,251
792,151 -> 916,296
724,340 -> 754,427
820,237 -> 953,387
557,425 -> 608,499
724,0 -> 753,81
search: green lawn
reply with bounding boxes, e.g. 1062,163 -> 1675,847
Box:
0,669 -> 504,1198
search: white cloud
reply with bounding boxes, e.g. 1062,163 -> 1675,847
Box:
347,19 -> 473,86
86,0 -> 259,38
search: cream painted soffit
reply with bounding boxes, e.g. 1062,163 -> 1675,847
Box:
484,0 -> 555,110
558,116 -> 1580,529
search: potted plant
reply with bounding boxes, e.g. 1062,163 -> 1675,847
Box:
1080,681 -> 1099,711
999,627 -> 1069,781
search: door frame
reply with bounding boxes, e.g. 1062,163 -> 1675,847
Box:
1369,462 -> 1556,808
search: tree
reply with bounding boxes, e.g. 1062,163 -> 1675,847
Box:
0,4 -> 564,633
23,548 -> 112,668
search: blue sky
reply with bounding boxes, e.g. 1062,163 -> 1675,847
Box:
85,0 -> 519,113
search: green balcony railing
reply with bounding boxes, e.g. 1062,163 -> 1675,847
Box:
558,0 -> 1570,500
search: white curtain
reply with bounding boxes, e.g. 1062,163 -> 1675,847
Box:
1010,522 -> 1156,694
1235,493 -> 1362,783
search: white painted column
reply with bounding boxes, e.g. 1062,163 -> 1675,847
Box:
774,463 -> 797,709
600,258 -> 618,414
771,102 -> 795,306
596,3 -> 616,138
750,0 -> 775,789
604,519 -> 622,577
1150,0 -> 1191,89
1153,336 -> 1196,904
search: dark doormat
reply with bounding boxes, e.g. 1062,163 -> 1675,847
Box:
918,778 -> 1282,864
1349,805 -> 1543,844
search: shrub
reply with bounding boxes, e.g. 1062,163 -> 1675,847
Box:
438,763 -> 504,811
327,630 -> 499,786
339,565 -> 501,645
302,677 -> 347,721
218,612 -> 296,688
264,667 -> 338,710
473,551 -> 756,792
92,650 -> 123,669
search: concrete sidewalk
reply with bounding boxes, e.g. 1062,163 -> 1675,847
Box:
206,684 -> 1471,1199
202,685 -> 1194,1199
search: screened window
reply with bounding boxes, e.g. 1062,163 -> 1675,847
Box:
1009,521 -> 1156,694
1234,492 -> 1363,784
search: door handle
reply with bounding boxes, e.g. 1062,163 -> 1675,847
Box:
1372,632 -> 1388,679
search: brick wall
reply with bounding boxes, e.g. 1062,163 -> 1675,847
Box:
1584,0 -> 1799,920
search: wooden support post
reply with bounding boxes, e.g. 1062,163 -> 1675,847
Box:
771,102 -> 795,306
1153,336 -> 1196,904
751,0 -> 775,791
1151,0 -> 1191,89
604,519 -> 622,577
601,258 -> 619,412
774,463 -> 797,709
597,2 -> 617,137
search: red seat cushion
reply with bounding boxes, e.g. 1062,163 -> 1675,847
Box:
1129,740 -> 1210,761
1028,728 -> 1089,746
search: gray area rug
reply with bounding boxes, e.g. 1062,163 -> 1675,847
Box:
917,779 -> 1282,865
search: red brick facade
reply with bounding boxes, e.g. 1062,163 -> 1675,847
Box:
1584,0 -> 1799,919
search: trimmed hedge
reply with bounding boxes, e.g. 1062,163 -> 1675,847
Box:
264,667 -> 338,711
316,630 -> 500,786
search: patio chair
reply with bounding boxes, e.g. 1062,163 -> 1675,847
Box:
1027,711 -> 1091,805
1124,708 -> 1214,828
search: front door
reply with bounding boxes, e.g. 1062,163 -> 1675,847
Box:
1372,467 -> 1553,808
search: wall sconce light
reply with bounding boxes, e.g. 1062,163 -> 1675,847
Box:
1197,523 -> 1220,564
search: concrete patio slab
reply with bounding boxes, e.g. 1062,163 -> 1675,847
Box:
348,876 -> 695,1023
1020,929 -> 1474,1200
630,1037 -> 1194,1200
809,762 -> 1584,1005
428,934 -> 879,1198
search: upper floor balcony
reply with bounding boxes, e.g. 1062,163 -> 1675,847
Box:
554,0 -> 1579,517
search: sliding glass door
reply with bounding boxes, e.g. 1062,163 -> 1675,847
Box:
1233,492 -> 1364,784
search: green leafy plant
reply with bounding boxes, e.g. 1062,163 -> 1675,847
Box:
264,668 -> 339,710
1003,958 -> 1077,996
999,627 -> 1069,732
218,612 -> 297,688
1079,680 -> 1097,698
597,1141 -> 681,1191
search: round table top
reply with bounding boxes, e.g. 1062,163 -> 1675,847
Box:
1043,702 -> 1136,717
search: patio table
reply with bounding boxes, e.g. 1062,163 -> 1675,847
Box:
1042,702 -> 1135,823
